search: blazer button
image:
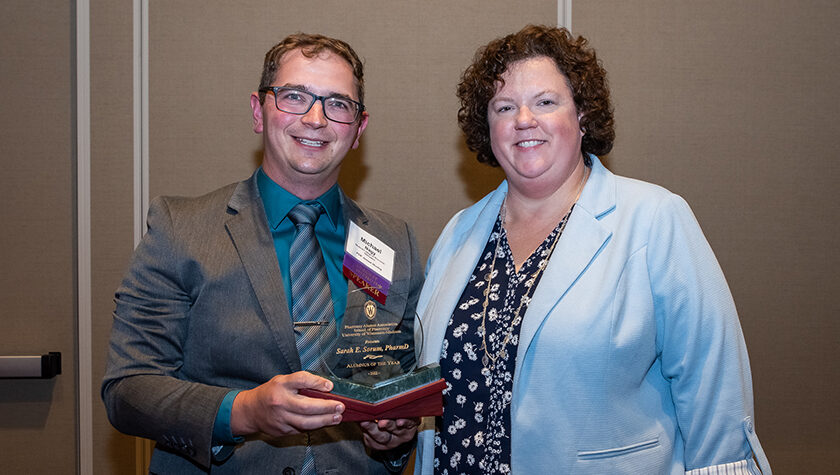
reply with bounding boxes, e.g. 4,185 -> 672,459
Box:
282,468 -> 295,475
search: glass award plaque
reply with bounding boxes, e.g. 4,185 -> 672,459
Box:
299,301 -> 445,422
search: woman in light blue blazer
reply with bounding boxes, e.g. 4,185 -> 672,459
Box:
414,25 -> 770,475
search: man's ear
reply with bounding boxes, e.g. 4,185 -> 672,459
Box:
250,93 -> 264,134
351,111 -> 369,149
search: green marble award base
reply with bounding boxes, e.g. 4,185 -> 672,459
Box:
300,364 -> 445,421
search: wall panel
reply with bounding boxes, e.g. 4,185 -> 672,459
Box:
90,0 -> 139,472
90,1 -> 557,472
0,1 -> 78,473
146,0 -> 557,257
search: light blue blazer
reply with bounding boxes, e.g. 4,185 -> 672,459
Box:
414,157 -> 770,474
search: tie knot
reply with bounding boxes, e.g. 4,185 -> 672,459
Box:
288,202 -> 324,226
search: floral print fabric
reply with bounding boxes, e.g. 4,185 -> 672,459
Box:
434,212 -> 569,474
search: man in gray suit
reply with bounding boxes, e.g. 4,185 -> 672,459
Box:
102,33 -> 422,474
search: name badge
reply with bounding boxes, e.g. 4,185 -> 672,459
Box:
342,222 -> 394,304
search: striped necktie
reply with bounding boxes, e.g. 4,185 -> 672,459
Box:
288,201 -> 335,475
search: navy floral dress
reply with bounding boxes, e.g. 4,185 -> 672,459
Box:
434,210 -> 570,474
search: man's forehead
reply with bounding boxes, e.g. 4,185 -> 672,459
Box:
272,48 -> 359,97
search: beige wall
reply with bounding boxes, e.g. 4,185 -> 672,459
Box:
101,1 -> 558,473
144,1 -> 559,257
90,0 -> 138,472
1,0 -> 837,473
0,1 -> 78,473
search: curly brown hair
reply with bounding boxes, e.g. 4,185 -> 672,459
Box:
258,33 -> 365,105
457,25 -> 614,167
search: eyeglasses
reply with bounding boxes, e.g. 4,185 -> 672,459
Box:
259,86 -> 365,124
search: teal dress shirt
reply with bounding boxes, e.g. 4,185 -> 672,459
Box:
212,168 -> 348,445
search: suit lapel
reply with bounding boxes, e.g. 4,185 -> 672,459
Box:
339,190 -> 367,227
225,173 -> 301,371
339,192 -> 367,302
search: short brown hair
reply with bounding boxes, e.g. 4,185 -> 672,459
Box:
457,25 -> 614,167
258,33 -> 365,105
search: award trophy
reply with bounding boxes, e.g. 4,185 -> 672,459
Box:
299,296 -> 445,422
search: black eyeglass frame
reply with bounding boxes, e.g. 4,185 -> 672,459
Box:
259,86 -> 365,124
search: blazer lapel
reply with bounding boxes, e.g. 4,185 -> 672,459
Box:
225,173 -> 301,371
515,159 -> 615,378
421,184 -> 507,366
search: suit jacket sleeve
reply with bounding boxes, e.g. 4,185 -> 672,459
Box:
101,196 -> 229,468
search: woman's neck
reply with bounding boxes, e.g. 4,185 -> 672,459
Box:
504,161 -> 588,227
502,163 -> 589,271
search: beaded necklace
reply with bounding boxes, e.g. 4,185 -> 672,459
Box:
478,167 -> 589,369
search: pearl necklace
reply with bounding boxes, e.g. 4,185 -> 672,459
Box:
478,167 -> 589,369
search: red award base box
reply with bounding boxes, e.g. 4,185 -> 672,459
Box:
300,364 -> 445,422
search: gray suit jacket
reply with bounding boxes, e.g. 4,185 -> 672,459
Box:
102,171 -> 424,474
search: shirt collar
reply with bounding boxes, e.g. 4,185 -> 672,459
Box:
256,167 -> 342,230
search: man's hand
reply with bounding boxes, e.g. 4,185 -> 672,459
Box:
359,418 -> 419,451
231,371 -> 344,437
